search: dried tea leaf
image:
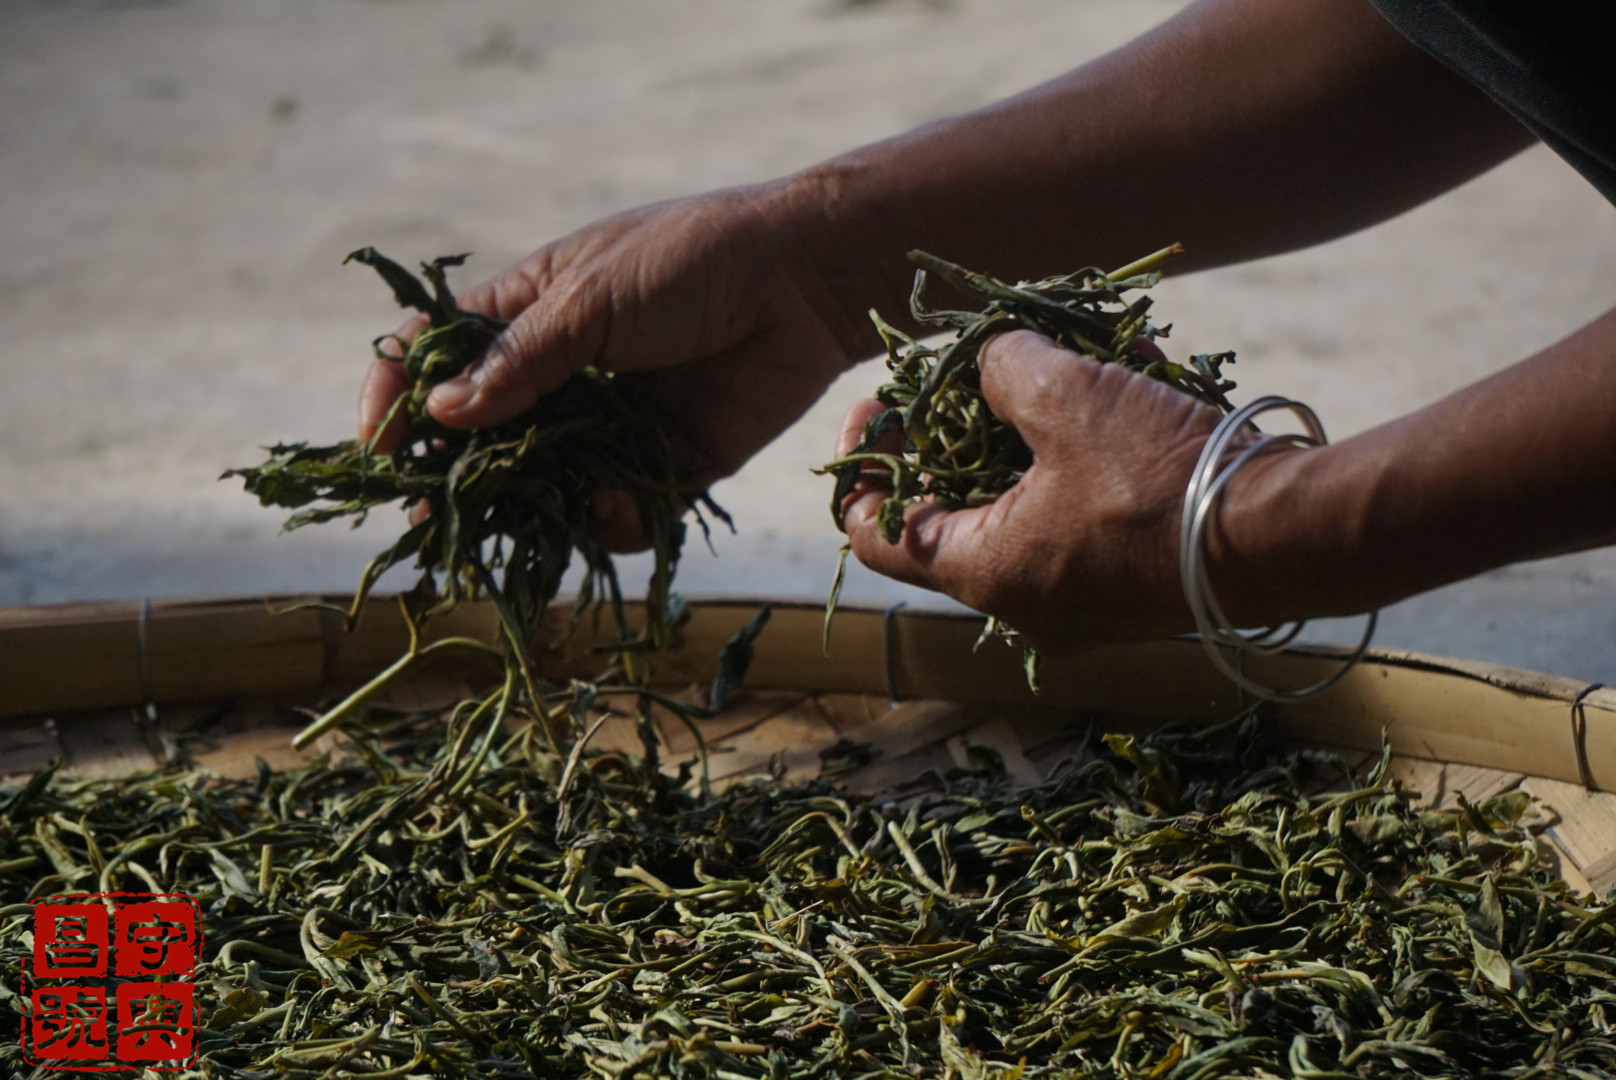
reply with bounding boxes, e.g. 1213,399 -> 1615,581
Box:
708,604 -> 773,714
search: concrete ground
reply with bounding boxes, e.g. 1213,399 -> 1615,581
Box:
2,0 -> 1614,683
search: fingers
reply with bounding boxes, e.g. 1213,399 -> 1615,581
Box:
843,483 -> 1014,604
833,398 -> 896,529
426,332 -> 545,429
840,463 -> 1089,653
354,303 -> 594,453
359,361 -> 410,451
359,250 -> 570,441
835,331 -> 1213,654
835,396 -> 1006,601
358,317 -> 423,451
835,397 -> 889,458
832,337 -> 1065,605
836,335 -> 1080,603
427,260 -> 612,431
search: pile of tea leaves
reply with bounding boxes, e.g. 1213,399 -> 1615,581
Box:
3,709 -> 1614,1079
819,247 -> 1237,685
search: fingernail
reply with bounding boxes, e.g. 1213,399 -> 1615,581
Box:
428,376 -> 475,414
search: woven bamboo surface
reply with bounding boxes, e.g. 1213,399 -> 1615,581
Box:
2,597 -> 1612,898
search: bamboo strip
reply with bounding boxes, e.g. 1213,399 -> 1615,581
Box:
1,597 -> 1611,792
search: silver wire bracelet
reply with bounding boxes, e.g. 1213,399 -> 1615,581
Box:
1179,394 -> 1377,702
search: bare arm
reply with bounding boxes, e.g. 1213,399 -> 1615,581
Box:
780,0 -> 1534,354
1220,308 -> 1616,626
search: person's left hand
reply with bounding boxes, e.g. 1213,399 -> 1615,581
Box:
836,329 -> 1232,653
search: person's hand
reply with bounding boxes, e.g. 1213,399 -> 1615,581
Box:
359,184 -> 863,550
836,330 -> 1232,653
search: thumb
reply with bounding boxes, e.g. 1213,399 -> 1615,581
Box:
426,275 -> 611,429
976,329 -> 1109,454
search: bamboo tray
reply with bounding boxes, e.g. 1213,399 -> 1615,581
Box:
1,596 -> 1612,896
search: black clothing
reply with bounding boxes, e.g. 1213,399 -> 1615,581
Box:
1367,0 -> 1616,205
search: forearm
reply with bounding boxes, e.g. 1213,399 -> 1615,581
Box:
1219,307 -> 1616,624
762,0 -> 1531,355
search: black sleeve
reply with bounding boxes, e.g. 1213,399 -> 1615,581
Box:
1367,0 -> 1616,205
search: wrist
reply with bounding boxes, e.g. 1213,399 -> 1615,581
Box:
1199,437 -> 1375,629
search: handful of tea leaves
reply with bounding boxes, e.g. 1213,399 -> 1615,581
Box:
820,247 -> 1236,684
227,250 -> 730,746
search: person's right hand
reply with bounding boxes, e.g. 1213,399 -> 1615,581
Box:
358,183 -> 864,550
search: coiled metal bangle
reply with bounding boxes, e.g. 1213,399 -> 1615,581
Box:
1179,394 -> 1377,702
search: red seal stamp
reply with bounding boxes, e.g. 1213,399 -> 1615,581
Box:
21,894 -> 201,1072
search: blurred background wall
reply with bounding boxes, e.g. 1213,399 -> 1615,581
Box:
2,0 -> 1614,681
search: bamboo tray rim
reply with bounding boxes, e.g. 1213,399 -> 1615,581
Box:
1,593 -> 1611,792
0,591 -> 1605,701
